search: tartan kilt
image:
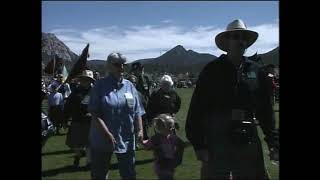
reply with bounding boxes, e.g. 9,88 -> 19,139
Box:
66,121 -> 91,149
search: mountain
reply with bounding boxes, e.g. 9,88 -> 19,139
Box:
87,60 -> 106,75
131,45 -> 217,75
130,45 -> 279,76
42,33 -> 279,77
140,45 -> 216,65
42,33 -> 79,70
260,47 -> 279,66
87,60 -> 105,66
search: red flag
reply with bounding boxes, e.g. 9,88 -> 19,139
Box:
65,43 -> 90,83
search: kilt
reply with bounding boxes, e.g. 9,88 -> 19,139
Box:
66,121 -> 91,148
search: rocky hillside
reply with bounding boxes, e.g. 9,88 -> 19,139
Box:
42,33 -> 79,70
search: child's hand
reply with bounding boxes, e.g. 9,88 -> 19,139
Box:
142,140 -> 148,145
269,147 -> 279,162
142,139 -> 153,150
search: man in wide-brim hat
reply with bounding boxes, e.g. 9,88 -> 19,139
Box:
215,19 -> 258,53
186,19 -> 279,179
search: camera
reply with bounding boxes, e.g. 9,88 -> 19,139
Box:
229,120 -> 255,145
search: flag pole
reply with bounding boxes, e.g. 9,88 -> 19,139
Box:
53,55 -> 56,79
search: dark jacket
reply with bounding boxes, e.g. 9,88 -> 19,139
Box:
63,86 -> 92,123
147,88 -> 181,120
185,54 -> 277,151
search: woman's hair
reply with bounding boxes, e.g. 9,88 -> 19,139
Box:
160,75 -> 174,87
153,114 -> 175,133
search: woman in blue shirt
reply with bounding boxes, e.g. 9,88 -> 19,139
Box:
88,52 -> 145,180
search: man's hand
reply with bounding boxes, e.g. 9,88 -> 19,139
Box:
195,149 -> 209,162
269,147 -> 279,162
266,130 -> 279,162
106,132 -> 116,150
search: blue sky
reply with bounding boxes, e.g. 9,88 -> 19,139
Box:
42,1 -> 279,62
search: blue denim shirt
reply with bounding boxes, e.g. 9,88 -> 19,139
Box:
88,75 -> 145,153
47,92 -> 64,107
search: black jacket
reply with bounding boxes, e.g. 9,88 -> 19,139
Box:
63,86 -> 92,123
185,54 -> 277,151
147,88 -> 181,120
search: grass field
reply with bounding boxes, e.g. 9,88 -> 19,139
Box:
42,88 -> 279,179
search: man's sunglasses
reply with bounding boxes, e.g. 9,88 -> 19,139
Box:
112,63 -> 125,68
228,32 -> 246,41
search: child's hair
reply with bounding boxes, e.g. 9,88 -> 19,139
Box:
153,114 -> 175,133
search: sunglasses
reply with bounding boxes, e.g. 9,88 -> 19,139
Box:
112,62 -> 124,68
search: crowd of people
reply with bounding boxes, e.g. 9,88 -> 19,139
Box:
41,19 -> 279,180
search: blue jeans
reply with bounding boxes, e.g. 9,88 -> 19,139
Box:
90,148 -> 136,180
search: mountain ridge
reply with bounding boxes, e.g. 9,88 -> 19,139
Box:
42,32 -> 279,76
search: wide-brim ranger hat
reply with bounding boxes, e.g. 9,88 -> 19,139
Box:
215,19 -> 259,52
77,70 -> 95,82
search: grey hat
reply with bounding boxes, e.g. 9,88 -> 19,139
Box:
107,52 -> 127,64
215,19 -> 258,52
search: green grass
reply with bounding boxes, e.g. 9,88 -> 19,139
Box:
42,88 -> 279,179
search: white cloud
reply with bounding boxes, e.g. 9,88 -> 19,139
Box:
49,22 -> 278,62
50,28 -> 78,34
245,23 -> 279,55
161,19 -> 173,24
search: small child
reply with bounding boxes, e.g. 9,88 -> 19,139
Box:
142,114 -> 185,180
